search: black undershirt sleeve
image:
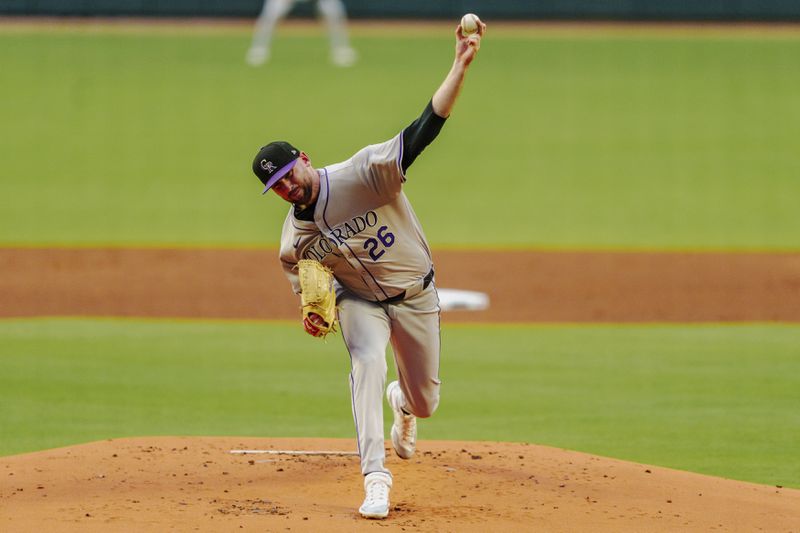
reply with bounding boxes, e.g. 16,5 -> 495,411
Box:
401,100 -> 447,174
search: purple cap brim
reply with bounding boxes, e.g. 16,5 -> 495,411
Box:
261,159 -> 299,194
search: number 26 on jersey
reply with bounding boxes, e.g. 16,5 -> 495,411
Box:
364,226 -> 395,261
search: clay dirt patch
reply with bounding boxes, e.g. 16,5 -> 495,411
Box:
1,248 -> 799,322
2,437 -> 798,532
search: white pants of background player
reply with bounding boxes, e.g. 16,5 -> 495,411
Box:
246,0 -> 357,67
337,283 -> 441,475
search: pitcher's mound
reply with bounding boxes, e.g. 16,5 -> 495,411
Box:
2,437 -> 798,532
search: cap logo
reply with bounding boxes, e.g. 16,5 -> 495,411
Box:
260,159 -> 277,173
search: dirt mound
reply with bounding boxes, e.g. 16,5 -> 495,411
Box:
2,437 -> 798,532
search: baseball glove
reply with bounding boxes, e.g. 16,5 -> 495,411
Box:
297,259 -> 338,339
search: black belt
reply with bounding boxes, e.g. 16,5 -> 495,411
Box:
381,268 -> 434,304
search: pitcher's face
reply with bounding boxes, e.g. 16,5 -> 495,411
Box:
270,153 -> 319,208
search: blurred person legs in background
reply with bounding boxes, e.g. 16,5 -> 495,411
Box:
246,0 -> 358,67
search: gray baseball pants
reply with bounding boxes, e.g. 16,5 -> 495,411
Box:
336,284 -> 441,476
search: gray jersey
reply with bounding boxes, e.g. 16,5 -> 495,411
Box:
279,132 -> 433,301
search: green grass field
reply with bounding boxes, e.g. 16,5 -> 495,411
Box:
1,318 -> 798,487
0,25 -> 799,249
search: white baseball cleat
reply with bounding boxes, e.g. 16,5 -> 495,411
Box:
331,46 -> 357,67
358,471 -> 392,519
387,380 -> 416,459
245,46 -> 270,66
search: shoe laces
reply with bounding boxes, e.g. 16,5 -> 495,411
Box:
365,478 -> 390,504
401,414 -> 416,443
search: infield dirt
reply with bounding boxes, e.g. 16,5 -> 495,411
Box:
1,247 -> 799,322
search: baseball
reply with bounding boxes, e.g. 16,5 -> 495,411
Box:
460,13 -> 480,36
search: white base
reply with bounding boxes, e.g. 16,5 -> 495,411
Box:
436,288 -> 490,311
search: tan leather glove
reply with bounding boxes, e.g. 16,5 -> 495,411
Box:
297,259 -> 338,338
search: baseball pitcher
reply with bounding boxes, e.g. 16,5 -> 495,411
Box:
250,17 -> 486,519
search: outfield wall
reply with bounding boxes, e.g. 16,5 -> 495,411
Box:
1,0 -> 800,21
